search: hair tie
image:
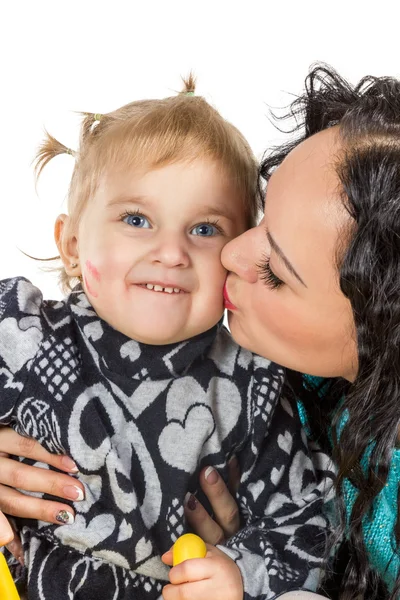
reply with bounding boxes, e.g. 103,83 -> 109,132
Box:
93,113 -> 102,122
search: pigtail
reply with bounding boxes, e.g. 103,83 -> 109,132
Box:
31,130 -> 79,292
34,131 -> 75,181
180,72 -> 196,95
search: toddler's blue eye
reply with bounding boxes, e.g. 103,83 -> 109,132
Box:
123,213 -> 151,228
191,223 -> 219,236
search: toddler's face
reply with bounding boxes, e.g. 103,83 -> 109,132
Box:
70,160 -> 248,344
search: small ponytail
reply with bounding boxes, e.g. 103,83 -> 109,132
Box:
34,131 -> 75,181
180,72 -> 196,96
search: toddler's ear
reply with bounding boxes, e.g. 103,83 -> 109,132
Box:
54,214 -> 80,277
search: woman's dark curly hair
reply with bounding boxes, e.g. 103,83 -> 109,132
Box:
260,64 -> 400,599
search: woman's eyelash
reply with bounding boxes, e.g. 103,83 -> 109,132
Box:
256,256 -> 284,289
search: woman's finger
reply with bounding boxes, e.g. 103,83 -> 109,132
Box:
0,484 -> 75,525
0,428 -> 78,473
198,466 -> 240,539
0,456 -> 84,502
184,493 -> 225,545
227,456 -> 240,496
4,518 -> 23,564
0,510 -> 13,546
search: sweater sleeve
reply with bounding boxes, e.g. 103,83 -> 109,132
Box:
0,277 -> 44,422
218,361 -> 336,599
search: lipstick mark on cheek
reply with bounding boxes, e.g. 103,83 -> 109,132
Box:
86,260 -> 101,282
83,260 -> 101,298
84,275 -> 99,298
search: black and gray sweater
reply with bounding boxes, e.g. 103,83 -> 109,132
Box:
0,277 -> 335,599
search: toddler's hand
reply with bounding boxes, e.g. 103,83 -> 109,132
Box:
162,544 -> 243,600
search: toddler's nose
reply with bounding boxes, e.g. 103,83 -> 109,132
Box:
151,233 -> 190,268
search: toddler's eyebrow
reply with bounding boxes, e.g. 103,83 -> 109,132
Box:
267,231 -> 307,287
201,204 -> 238,221
106,195 -> 146,208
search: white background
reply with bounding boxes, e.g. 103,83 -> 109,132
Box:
1,0 -> 399,299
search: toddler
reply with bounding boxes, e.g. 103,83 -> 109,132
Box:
0,77 -> 333,600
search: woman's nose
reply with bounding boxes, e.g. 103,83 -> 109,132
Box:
221,228 -> 259,283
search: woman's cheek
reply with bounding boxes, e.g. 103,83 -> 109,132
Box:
253,289 -> 315,347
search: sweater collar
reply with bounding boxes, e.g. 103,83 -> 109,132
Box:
67,287 -> 221,380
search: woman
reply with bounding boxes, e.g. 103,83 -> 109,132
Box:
1,64 -> 400,599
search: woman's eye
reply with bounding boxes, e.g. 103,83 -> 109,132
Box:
122,213 -> 151,228
256,258 -> 284,290
191,223 -> 220,237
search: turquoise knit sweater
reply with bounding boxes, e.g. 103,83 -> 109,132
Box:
298,375 -> 400,593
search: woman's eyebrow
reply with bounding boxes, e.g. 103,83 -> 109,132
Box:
267,231 -> 307,287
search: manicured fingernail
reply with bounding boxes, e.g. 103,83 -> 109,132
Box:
63,485 -> 84,501
17,555 -> 24,566
204,466 -> 218,484
61,456 -> 79,473
56,510 -> 74,525
184,492 -> 197,511
229,455 -> 239,468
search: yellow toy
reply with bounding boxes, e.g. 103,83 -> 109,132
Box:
172,533 -> 207,566
0,552 -> 20,599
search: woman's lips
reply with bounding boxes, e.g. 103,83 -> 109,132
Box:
223,282 -> 237,310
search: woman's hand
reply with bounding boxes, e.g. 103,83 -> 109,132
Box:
162,544 -> 243,600
0,427 -> 85,560
184,458 -> 241,544
0,429 -> 240,560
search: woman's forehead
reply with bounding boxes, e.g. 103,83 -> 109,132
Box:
265,129 -> 350,277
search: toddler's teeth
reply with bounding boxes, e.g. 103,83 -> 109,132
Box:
144,283 -> 181,293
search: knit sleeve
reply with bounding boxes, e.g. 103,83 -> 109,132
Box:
218,359 -> 336,599
0,277 -> 44,422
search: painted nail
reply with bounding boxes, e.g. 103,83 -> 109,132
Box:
56,510 -> 75,525
61,456 -> 79,473
63,485 -> 84,501
184,492 -> 197,511
204,466 -> 218,484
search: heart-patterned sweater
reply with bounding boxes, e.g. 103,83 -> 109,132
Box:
0,277 -> 335,600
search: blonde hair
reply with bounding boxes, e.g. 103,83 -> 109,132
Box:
35,75 -> 259,290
